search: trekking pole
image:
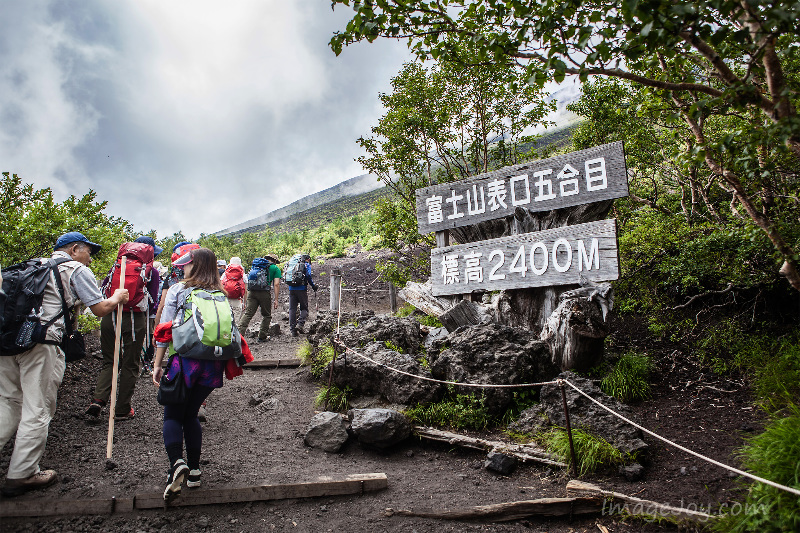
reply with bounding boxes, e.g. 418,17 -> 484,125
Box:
107,257 -> 126,460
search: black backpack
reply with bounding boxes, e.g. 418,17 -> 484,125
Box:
0,258 -> 71,356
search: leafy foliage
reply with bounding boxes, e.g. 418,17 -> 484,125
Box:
601,353 -> 653,403
0,173 -> 134,278
314,385 -> 353,412
540,428 -> 633,476
405,392 -> 492,430
713,404 -> 800,532
76,313 -> 101,334
309,342 -> 337,380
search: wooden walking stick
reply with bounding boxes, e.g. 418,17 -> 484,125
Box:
106,257 -> 126,460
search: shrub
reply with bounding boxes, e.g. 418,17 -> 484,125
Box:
415,314 -> 443,328
310,342 -> 337,379
384,340 -> 404,353
395,303 -> 415,317
713,404 -> 800,532
77,313 -> 101,334
601,352 -> 652,402
405,393 -> 491,430
314,385 -> 353,412
296,340 -> 313,366
540,428 -> 632,476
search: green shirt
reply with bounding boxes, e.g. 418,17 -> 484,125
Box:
267,263 -> 282,284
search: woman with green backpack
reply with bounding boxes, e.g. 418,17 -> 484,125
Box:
151,247 -> 242,502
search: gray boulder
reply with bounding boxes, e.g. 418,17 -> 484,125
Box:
326,343 -> 445,405
517,371 -> 648,456
304,412 -> 349,453
307,310 -> 376,346
429,323 -> 558,415
336,315 -> 423,355
348,408 -> 412,449
484,451 -> 517,475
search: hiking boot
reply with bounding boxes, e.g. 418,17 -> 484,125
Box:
2,470 -> 59,497
187,469 -> 202,488
163,459 -> 189,503
297,325 -> 305,334
197,404 -> 207,422
84,399 -> 105,419
255,337 -> 269,344
291,330 -> 299,337
114,407 -> 135,421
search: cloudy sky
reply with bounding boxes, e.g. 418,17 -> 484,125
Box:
1,0 -> 414,237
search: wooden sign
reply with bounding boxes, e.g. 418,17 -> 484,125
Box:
430,219 -> 619,296
415,142 -> 628,234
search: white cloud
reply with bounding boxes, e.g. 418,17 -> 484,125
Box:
1,0 -> 412,238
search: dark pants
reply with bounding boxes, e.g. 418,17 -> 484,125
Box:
289,290 -> 308,332
238,289 -> 272,339
96,311 -> 146,416
163,384 -> 214,470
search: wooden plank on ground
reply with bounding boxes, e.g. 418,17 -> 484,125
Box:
244,358 -> 302,369
134,473 -> 388,509
385,496 -> 603,522
0,496 -> 134,518
413,426 -> 566,467
566,480 -> 714,524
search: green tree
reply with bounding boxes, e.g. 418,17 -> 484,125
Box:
360,54 -> 553,284
0,173 -> 133,277
330,0 -> 800,291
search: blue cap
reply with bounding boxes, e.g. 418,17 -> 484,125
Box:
53,232 -> 102,255
173,241 -> 192,252
134,236 -> 164,257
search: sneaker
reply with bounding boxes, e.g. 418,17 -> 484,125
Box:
197,405 -> 207,423
187,469 -> 202,488
163,459 -> 189,503
114,407 -> 135,421
84,400 -> 105,419
1,470 -> 59,498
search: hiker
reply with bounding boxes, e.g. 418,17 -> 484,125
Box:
217,259 -> 226,276
151,247 -> 250,502
85,236 -> 162,422
238,255 -> 281,343
221,256 -> 247,313
153,242 -> 200,327
284,253 -> 317,337
0,232 -> 129,497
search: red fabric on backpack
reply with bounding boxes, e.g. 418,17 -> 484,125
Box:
104,242 -> 154,312
221,264 -> 245,299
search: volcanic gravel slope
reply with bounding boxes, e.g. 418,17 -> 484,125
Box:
1,251 -> 764,532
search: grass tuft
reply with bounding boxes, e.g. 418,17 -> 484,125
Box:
540,427 -> 632,476
314,385 -> 353,412
296,340 -> 313,366
601,352 -> 652,402
405,393 -> 491,430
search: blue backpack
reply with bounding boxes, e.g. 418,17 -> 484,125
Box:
282,254 -> 308,287
247,258 -> 272,290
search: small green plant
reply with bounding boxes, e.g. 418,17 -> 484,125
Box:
500,390 -> 540,426
314,385 -> 353,412
384,340 -> 404,353
417,356 -> 430,370
77,313 -> 101,334
415,314 -> 443,328
601,352 -> 652,402
310,342 -> 337,379
395,303 -> 416,317
296,340 -> 313,366
540,428 -> 632,476
712,404 -> 800,532
405,393 -> 491,430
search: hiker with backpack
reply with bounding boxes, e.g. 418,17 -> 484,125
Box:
284,253 -> 317,337
0,232 -> 129,497
151,247 -> 248,502
153,242 -> 200,328
238,255 -> 281,343
220,256 -> 247,313
85,236 -> 162,422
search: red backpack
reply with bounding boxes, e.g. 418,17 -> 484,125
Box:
103,242 -> 155,312
221,264 -> 245,299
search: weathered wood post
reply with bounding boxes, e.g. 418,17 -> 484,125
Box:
388,283 -> 398,314
559,381 -> 579,478
329,268 -> 341,312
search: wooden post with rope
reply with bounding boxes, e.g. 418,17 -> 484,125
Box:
388,283 -> 398,314
106,257 -> 126,459
329,268 -> 341,312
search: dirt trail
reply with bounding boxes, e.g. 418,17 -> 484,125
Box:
1,252 -> 763,532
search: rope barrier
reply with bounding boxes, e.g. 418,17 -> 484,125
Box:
336,342 -> 558,389
561,379 -> 800,498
